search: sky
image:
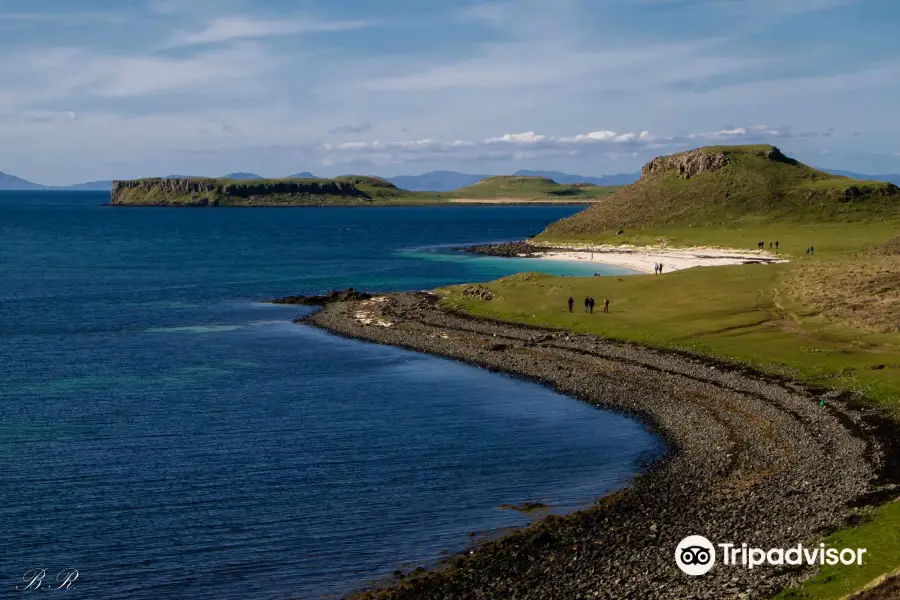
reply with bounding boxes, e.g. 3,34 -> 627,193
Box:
0,0 -> 898,185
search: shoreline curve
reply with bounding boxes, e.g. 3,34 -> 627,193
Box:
298,292 -> 896,600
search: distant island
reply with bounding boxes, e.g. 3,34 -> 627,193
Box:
109,175 -> 623,206
3,166 -> 897,193
0,169 -> 641,193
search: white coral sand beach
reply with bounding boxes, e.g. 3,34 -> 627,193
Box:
530,243 -> 789,273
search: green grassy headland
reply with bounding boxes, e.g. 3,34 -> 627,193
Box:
109,174 -> 621,206
541,144 -> 899,239
440,144 -> 900,599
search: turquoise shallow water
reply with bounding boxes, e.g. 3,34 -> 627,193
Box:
0,192 -> 661,599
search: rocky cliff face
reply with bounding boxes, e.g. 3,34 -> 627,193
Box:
110,178 -> 368,205
111,178 -> 216,201
640,149 -> 729,180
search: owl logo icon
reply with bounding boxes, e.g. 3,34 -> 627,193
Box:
675,535 -> 716,576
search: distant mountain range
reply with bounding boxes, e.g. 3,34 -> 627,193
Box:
821,169 -> 900,186
388,170 -> 490,191
513,169 -> 642,187
0,169 -> 638,191
2,167 -> 898,192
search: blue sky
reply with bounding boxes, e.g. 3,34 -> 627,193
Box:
0,0 -> 898,184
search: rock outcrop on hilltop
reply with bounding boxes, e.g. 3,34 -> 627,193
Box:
540,144 -> 900,236
640,148 -> 729,179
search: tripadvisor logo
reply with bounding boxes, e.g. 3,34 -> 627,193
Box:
675,536 -> 867,576
675,535 -> 716,576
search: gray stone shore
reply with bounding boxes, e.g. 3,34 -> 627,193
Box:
299,292 -> 897,600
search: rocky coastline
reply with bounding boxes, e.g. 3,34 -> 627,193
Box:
270,288 -> 372,306
292,291 -> 899,600
454,240 -> 545,257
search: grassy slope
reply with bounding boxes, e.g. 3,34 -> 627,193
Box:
112,176 -> 438,206
441,146 -> 900,599
112,175 -> 621,206
440,257 -> 900,599
541,145 -> 900,239
443,175 -> 622,200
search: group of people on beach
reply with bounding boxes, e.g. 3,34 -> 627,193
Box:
654,263 -> 664,274
568,296 -> 609,313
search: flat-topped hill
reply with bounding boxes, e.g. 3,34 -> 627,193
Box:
331,175 -> 398,189
454,175 -> 619,199
109,174 -> 622,206
541,145 -> 900,237
110,176 -> 407,206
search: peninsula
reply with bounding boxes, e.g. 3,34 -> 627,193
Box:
109,175 -> 621,206
285,144 -> 900,599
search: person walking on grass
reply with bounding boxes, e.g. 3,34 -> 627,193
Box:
584,297 -> 590,313
775,240 -> 779,250
589,297 -> 595,313
603,297 -> 610,313
568,296 -> 574,313
810,246 -> 815,255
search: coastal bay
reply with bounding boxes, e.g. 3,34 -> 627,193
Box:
1,194 -> 660,600
303,292 -> 893,600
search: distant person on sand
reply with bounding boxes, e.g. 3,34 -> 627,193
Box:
589,297 -> 595,313
603,297 -> 610,313
568,297 -> 574,312
659,263 -> 664,274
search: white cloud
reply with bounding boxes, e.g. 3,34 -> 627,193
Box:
558,131 -> 652,143
0,0 -> 896,183
458,2 -> 514,24
166,16 -> 377,47
359,36 -> 755,93
485,132 -> 546,143
0,42 -> 286,105
317,125 -> 803,166
24,110 -> 78,124
0,11 -> 128,24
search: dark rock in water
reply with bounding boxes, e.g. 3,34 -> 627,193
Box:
456,240 -> 539,257
271,288 -> 372,305
500,502 -> 550,514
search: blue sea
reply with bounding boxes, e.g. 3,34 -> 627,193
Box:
0,192 -> 662,599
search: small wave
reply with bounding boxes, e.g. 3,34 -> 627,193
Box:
248,319 -> 292,326
144,324 -> 244,334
